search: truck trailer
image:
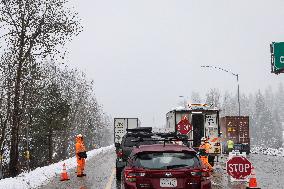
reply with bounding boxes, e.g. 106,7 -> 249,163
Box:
220,116 -> 250,154
114,118 -> 141,145
114,118 -> 141,178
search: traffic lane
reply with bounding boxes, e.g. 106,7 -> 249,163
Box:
38,148 -> 116,189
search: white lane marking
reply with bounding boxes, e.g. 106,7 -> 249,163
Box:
104,167 -> 116,189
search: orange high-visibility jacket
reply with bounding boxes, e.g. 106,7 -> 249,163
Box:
199,143 -> 212,153
75,137 -> 86,158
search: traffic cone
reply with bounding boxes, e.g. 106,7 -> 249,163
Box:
60,163 -> 70,181
246,166 -> 261,189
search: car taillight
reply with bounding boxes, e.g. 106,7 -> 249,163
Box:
124,169 -> 146,182
190,169 -> 210,178
190,170 -> 202,177
116,150 -> 123,158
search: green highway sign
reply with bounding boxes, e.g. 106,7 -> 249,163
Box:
271,42 -> 284,74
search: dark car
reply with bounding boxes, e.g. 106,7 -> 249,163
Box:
116,127 -> 157,179
121,144 -> 212,189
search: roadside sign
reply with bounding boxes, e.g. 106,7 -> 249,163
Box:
271,42 -> 284,74
176,116 -> 192,135
226,156 -> 252,179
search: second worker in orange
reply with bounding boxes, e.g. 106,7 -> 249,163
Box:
75,134 -> 87,177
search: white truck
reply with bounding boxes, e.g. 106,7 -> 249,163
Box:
166,104 -> 221,165
114,118 -> 141,178
114,118 -> 141,145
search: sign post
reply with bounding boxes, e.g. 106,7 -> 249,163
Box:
271,42 -> 284,74
226,156 -> 252,180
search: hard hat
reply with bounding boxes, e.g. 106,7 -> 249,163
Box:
76,134 -> 83,138
201,137 -> 206,141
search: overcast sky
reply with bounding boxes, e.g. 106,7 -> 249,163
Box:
66,0 -> 284,127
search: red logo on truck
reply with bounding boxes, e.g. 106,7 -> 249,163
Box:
176,116 -> 192,135
226,156 -> 252,179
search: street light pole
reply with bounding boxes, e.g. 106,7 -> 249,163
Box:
201,65 -> 240,116
237,74 -> 240,116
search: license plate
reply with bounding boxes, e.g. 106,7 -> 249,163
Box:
160,178 -> 177,187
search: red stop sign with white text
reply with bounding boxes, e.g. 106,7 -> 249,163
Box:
176,116 -> 192,135
226,156 -> 252,179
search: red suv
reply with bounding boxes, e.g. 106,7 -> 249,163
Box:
121,144 -> 212,189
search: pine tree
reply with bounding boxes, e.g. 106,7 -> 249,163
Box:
253,90 -> 275,147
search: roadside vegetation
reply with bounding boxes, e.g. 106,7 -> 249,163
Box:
0,0 -> 112,178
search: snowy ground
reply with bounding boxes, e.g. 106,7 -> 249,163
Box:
250,146 -> 284,157
38,148 -> 116,189
0,145 -> 113,189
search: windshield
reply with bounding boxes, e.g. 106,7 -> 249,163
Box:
134,152 -> 200,170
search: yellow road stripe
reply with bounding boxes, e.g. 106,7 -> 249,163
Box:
104,167 -> 116,189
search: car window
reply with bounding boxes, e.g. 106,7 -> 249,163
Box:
134,152 -> 200,170
123,137 -> 155,147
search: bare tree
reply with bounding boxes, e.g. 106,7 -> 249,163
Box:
0,0 -> 82,176
205,88 -> 221,108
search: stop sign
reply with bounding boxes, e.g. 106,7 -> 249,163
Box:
176,116 -> 192,135
226,156 -> 252,179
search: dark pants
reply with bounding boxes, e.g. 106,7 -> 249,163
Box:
228,148 -> 233,153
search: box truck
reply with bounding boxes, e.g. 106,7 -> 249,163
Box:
166,104 -> 221,165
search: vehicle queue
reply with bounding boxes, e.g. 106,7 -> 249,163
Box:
114,104 -> 251,189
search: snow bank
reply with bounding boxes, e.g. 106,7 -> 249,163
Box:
250,146 -> 284,157
0,145 -> 114,189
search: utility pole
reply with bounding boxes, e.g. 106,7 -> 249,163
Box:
201,65 -> 240,116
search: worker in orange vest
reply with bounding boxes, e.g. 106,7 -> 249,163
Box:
199,137 -> 213,171
75,134 -> 87,177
